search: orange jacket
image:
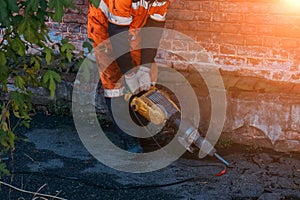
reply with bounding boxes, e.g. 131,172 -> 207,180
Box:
88,0 -> 169,94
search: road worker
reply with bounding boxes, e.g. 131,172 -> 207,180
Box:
87,0 -> 172,153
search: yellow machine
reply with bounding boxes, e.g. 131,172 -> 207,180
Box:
127,87 -> 230,167
128,87 -> 179,125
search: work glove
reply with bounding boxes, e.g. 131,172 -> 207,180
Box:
125,66 -> 151,94
125,72 -> 140,94
136,66 -> 151,91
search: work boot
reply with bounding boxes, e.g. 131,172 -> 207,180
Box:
125,138 -> 143,153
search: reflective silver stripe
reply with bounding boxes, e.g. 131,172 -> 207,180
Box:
132,0 -> 150,10
152,1 -> 167,7
99,1 -> 132,25
150,13 -> 166,21
108,13 -> 132,25
99,1 -> 109,17
132,0 -> 167,10
104,87 -> 125,97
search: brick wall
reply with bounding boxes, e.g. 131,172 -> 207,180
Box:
46,0 -> 89,51
44,0 -> 300,152
48,0 -> 300,83
164,0 -> 300,82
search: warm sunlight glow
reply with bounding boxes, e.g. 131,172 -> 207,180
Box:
284,0 -> 300,9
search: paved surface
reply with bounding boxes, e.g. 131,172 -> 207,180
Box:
1,113 -> 300,200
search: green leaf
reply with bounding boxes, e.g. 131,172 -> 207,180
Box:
7,131 -> 16,148
10,36 -> 26,57
7,0 -> 19,13
49,0 -> 64,22
81,59 -> 95,81
20,118 -> 31,128
61,38 -> 69,45
18,17 -> 40,44
11,91 -> 32,119
83,41 -> 93,53
25,0 -> 39,14
0,51 -> 9,90
1,122 -> 8,132
41,70 -> 61,99
66,49 -> 73,62
0,51 -> 7,66
14,76 -> 25,90
0,130 -> 15,149
90,0 -> 101,7
42,47 -> 52,65
0,162 -> 10,177
64,0 -> 74,7
61,43 -> 75,52
0,0 -> 9,26
30,57 -> 41,70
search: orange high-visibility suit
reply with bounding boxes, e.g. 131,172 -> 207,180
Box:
88,0 -> 170,97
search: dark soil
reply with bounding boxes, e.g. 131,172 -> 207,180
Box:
0,112 -> 300,200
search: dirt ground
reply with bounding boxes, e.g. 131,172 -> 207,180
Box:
0,112 -> 300,200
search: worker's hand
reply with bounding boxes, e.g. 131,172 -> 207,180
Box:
136,66 -> 151,91
125,72 -> 140,94
125,66 -> 151,94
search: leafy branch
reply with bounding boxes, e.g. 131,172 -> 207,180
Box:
0,0 -> 99,179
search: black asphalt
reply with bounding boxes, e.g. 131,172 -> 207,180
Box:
0,113 -> 300,200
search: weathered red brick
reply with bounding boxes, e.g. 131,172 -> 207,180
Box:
244,14 -> 277,25
172,62 -> 189,71
265,59 -> 293,70
247,2 -> 273,14
80,25 -> 87,34
194,32 -> 212,43
263,36 -> 282,48
63,13 -> 87,24
281,38 -> 299,49
68,23 -> 81,33
160,39 -> 172,50
213,13 -> 243,23
213,55 -> 246,66
66,8 -> 80,14
219,2 -> 250,13
202,1 -> 218,12
245,36 -> 263,46
220,23 -> 241,34
194,11 -> 211,21
172,40 -> 189,51
237,46 -> 268,57
190,21 -> 211,32
273,25 -> 300,37
167,10 -> 194,21
169,1 -> 185,9
173,20 -> 191,31
213,33 -> 244,45
268,49 -> 289,60
256,25 -> 275,35
271,71 -> 290,81
188,40 -> 206,51
186,1 -> 202,11
81,6 -> 89,15
165,52 -> 187,62
290,73 -> 300,82
220,45 -> 236,55
247,58 -> 264,68
200,43 -> 219,55
73,0 -> 84,5
165,20 -> 174,29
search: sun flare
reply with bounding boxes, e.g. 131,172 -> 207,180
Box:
285,0 -> 300,7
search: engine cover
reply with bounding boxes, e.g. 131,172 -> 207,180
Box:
129,87 -> 180,126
